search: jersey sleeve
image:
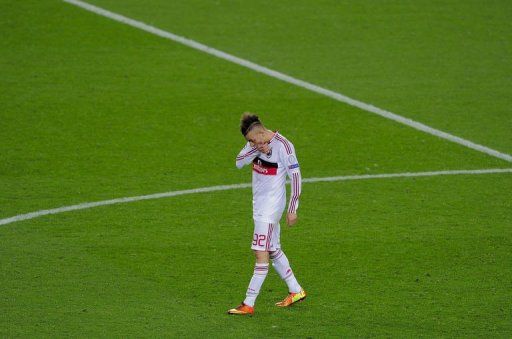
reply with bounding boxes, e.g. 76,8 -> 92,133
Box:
279,142 -> 302,214
235,142 -> 259,169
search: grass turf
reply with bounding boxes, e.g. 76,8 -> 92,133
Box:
1,175 -> 511,337
1,0 -> 511,337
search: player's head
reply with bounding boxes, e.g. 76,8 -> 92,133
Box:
240,112 -> 266,146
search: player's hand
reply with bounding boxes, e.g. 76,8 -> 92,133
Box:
256,143 -> 271,155
286,213 -> 298,226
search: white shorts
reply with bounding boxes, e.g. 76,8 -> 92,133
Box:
251,220 -> 281,252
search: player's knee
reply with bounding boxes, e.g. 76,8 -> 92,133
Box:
253,250 -> 269,263
269,248 -> 282,261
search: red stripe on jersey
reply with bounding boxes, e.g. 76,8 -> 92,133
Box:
289,172 -> 300,213
253,165 -> 277,175
269,223 -> 275,251
290,174 -> 297,212
289,173 -> 296,210
266,224 -> 271,251
295,173 -> 301,209
270,223 -> 274,250
252,158 -> 278,175
275,137 -> 291,155
275,135 -> 292,155
271,224 -> 274,248
237,148 -> 258,160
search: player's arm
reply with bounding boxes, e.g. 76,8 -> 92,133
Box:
281,144 -> 302,226
235,142 -> 259,169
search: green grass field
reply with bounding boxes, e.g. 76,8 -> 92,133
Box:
1,0 -> 511,337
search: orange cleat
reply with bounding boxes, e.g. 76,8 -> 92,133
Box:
227,303 -> 254,315
275,289 -> 307,307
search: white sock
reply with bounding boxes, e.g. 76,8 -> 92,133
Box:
270,249 -> 302,293
243,263 -> 269,307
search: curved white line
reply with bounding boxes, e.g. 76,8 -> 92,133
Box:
1,168 -> 511,227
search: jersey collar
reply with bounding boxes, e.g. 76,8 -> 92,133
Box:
269,131 -> 278,144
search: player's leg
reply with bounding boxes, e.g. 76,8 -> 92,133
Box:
269,248 -> 302,293
269,223 -> 306,307
244,221 -> 273,307
228,221 -> 272,315
243,250 -> 269,307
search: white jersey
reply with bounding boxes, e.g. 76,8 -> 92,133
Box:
236,132 -> 302,223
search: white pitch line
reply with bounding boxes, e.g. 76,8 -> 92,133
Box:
1,168 -> 511,227
62,0 -> 512,163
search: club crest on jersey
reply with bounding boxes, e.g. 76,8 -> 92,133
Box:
265,148 -> 272,158
253,157 -> 278,175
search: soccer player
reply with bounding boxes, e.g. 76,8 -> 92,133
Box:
228,113 -> 306,316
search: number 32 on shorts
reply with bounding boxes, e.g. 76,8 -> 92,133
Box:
252,233 -> 266,247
